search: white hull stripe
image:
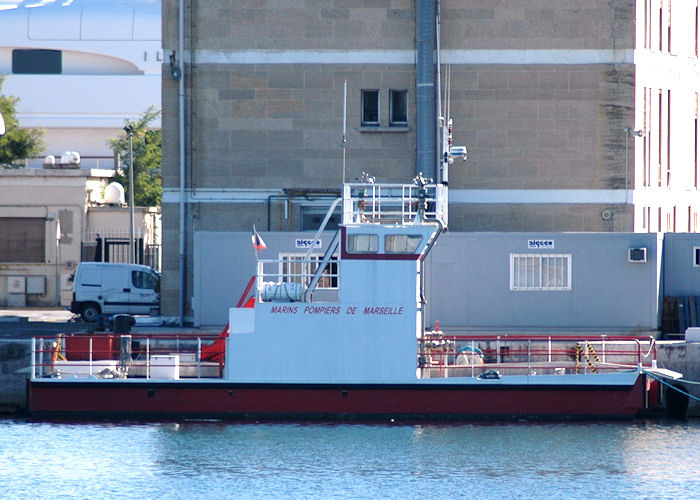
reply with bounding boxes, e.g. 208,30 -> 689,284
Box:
194,49 -> 633,66
164,188 -> 633,205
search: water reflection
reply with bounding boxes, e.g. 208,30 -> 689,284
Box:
1,419 -> 698,498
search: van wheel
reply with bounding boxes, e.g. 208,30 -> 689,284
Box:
80,303 -> 100,322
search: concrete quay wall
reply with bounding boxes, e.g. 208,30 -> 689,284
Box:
0,339 -> 31,414
656,342 -> 700,416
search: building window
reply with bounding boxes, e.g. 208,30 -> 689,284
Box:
694,247 -> 700,267
695,93 -> 698,189
510,254 -> 571,291
659,3 -> 664,51
695,6 -> 700,57
300,206 -> 341,231
12,49 -> 62,74
0,218 -> 46,263
389,90 -> 408,125
279,253 -> 338,289
361,90 -> 379,126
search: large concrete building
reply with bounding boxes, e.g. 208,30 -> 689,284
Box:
161,1 -> 700,321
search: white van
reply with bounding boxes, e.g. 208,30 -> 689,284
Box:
70,262 -> 160,322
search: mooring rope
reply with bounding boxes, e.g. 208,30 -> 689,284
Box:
642,370 -> 700,403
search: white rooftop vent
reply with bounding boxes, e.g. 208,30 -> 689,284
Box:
104,182 -> 125,205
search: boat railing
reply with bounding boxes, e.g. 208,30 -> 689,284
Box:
342,182 -> 447,226
417,333 -> 657,379
31,333 -> 226,381
255,258 -> 339,303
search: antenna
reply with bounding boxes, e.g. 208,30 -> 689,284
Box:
342,79 -> 347,184
436,5 -> 442,177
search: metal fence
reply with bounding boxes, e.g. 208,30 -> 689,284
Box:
81,237 -> 161,271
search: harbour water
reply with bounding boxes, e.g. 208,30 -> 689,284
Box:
1,418 -> 699,499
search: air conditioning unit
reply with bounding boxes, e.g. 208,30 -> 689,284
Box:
628,247 -> 647,263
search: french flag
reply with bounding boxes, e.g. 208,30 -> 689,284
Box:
251,226 -> 267,250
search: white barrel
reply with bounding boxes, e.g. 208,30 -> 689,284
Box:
261,282 -> 302,302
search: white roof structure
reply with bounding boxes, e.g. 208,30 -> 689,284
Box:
0,0 -> 161,168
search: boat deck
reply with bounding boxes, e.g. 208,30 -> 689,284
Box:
30,332 -> 657,383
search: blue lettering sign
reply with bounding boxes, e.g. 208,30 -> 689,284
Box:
528,239 -> 554,249
295,239 -> 322,249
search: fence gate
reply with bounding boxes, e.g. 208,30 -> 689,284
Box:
81,237 -> 161,271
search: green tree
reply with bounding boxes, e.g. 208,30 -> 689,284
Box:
109,106 -> 162,206
0,75 -> 45,167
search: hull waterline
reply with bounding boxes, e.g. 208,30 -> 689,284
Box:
28,376 -> 652,421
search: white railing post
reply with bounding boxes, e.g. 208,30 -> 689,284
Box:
471,339 -> 475,378
146,338 -> 150,379
197,337 -> 202,379
31,337 -> 36,379
602,337 -> 606,364
89,338 -> 93,376
39,338 -> 45,378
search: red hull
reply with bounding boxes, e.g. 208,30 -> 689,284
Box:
28,377 -> 655,420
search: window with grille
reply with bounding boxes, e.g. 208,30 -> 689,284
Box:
278,253 -> 338,289
0,218 -> 46,263
510,253 -> 571,291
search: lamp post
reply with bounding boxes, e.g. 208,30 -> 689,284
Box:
55,218 -> 61,305
123,125 -> 135,264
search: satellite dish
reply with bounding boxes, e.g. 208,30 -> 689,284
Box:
0,112 -> 5,136
104,182 -> 126,205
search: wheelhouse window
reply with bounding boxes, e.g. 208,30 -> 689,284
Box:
694,247 -> 700,267
346,234 -> 378,253
12,49 -> 62,74
385,234 -> 422,253
279,253 -> 338,289
510,254 -> 571,291
389,90 -> 408,125
361,90 -> 379,126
